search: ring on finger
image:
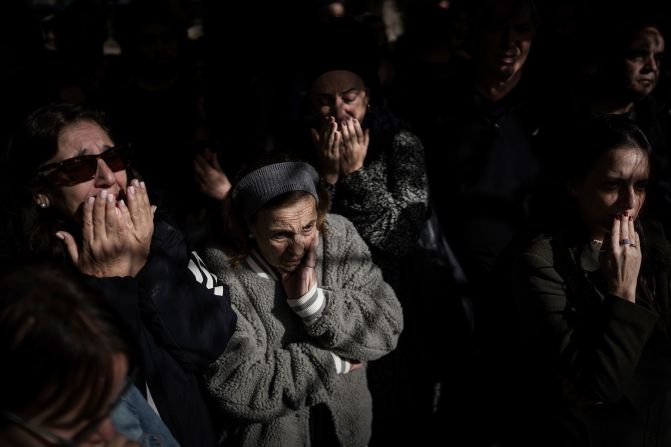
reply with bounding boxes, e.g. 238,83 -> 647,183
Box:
619,238 -> 632,246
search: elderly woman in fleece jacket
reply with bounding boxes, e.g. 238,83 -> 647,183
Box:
201,157 -> 403,446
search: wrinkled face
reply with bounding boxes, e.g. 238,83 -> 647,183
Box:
310,70 -> 369,125
476,3 -> 536,79
572,146 -> 649,239
250,194 -> 319,273
34,121 -> 128,223
623,26 -> 665,99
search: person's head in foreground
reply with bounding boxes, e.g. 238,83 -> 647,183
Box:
0,263 -> 136,447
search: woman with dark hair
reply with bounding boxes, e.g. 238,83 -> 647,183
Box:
0,102 -> 237,447
304,57 -> 429,284
579,12 -> 671,235
0,263 -> 137,446
190,21 -> 427,444
200,158 -> 403,446
298,21 -> 432,446
505,115 -> 671,446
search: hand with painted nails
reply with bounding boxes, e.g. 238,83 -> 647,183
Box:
311,116 -> 342,185
339,118 -> 369,175
57,189 -> 134,278
599,214 -> 641,302
121,179 -> 156,276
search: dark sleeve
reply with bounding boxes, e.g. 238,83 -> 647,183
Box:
134,220 -> 237,372
87,276 -> 142,338
335,130 -> 429,256
517,247 -> 658,404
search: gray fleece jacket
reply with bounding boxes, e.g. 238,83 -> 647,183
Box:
202,213 -> 403,446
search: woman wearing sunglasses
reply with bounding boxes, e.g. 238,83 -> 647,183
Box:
0,263 -> 139,447
0,103 -> 237,447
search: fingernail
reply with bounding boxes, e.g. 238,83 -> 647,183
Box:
132,179 -> 140,187
88,196 -> 95,205
100,189 -> 108,199
140,181 -> 146,190
119,199 -> 126,208
107,192 -> 114,203
128,186 -> 135,196
55,232 -> 64,240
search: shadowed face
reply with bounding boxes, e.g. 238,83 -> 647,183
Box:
572,146 -> 649,239
623,26 -> 665,99
475,1 -> 536,80
310,70 -> 369,126
3,353 -> 129,447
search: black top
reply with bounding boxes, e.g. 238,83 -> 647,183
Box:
89,218 -> 237,447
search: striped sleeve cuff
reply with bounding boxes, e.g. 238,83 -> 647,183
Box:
287,283 -> 326,325
330,352 -> 352,374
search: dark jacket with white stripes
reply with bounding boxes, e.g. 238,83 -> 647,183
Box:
202,214 -> 403,447
90,218 -> 237,447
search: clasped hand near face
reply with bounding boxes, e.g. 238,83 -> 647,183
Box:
280,235 -> 319,301
598,213 -> 642,303
278,231 -> 365,373
57,179 -> 157,278
310,116 -> 370,185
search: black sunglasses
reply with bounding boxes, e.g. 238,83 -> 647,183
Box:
34,145 -> 132,187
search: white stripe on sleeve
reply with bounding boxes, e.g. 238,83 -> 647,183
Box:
287,283 -> 326,322
329,352 -> 352,375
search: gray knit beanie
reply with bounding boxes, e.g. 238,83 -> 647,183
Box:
232,162 -> 320,222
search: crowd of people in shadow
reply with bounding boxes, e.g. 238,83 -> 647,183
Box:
1,0 -> 671,446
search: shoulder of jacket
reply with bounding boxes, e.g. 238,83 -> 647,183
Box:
200,246 -> 235,276
523,234 -> 555,265
393,129 -> 422,147
325,213 -> 357,235
152,218 -> 185,247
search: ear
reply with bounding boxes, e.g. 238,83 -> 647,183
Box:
33,192 -> 51,209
